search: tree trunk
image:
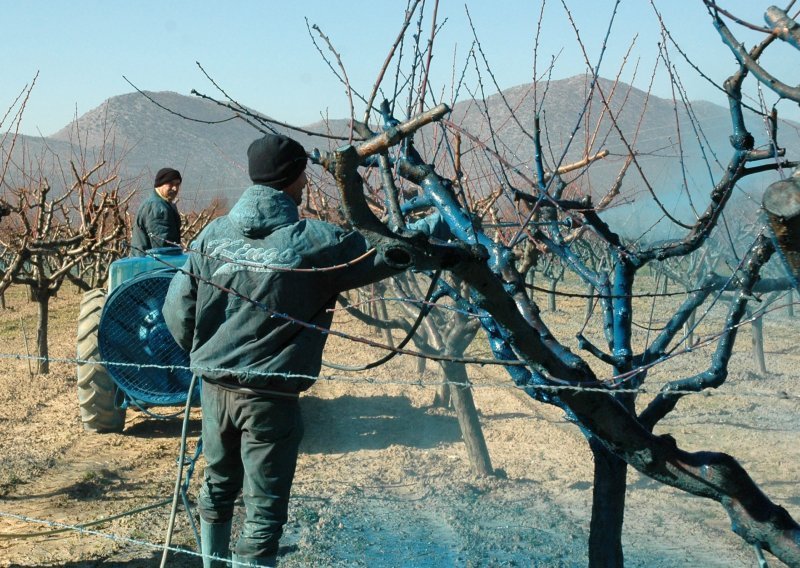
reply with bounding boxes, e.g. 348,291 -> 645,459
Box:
416,329 -> 429,376
368,286 -> 378,325
751,311 -> 767,376
433,378 -> 451,408
548,279 -> 557,312
788,289 -> 795,318
34,288 -> 50,374
377,298 -> 395,349
685,309 -> 696,348
585,284 -> 594,321
442,360 -> 493,476
588,437 -> 627,568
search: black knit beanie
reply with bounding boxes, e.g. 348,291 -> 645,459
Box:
247,134 -> 307,189
154,167 -> 182,187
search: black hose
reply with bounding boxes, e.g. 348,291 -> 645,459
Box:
322,271 -> 441,371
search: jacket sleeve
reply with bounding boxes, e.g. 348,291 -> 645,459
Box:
163,255 -> 198,352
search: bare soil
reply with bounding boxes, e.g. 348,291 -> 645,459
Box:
0,282 -> 797,567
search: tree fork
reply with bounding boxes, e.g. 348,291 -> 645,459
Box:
328,141 -> 800,566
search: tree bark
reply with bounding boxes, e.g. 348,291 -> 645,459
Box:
331,130 -> 800,566
377,297 -> 395,349
442,360 -> 493,476
751,311 -> 767,376
588,437 -> 627,568
433,378 -> 451,408
34,288 -> 50,374
585,284 -> 594,322
685,309 -> 696,348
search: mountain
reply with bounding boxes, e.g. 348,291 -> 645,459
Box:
48,91 -> 263,208
3,78 -> 797,231
442,75 -> 798,236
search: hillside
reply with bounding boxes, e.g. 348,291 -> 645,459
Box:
3,77 -> 797,224
48,91 -> 263,208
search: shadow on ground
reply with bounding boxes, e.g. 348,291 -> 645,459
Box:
300,394 -> 461,454
123,415 -> 201,439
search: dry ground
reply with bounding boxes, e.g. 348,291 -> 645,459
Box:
0,280 -> 797,567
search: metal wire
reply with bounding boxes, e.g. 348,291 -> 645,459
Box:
0,351 -> 796,401
0,510 -> 224,564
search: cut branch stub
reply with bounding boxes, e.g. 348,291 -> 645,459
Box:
763,172 -> 800,289
765,6 -> 800,51
356,103 -> 450,159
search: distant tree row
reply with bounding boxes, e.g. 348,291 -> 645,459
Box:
0,93 -> 223,374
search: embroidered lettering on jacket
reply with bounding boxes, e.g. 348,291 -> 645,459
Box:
207,238 -> 301,276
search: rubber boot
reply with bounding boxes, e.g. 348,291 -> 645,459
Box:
200,519 -> 232,568
232,552 -> 278,567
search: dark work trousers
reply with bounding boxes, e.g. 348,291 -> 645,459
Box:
197,380 -> 304,558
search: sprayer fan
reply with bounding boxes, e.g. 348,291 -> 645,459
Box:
98,269 -> 193,406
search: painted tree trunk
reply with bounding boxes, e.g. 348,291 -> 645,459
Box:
588,437 -> 627,568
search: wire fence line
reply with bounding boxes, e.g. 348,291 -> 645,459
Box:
0,509 -> 220,564
0,351 -> 796,402
0,326 -> 796,560
122,237 -> 800,386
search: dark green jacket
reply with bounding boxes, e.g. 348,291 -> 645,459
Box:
130,190 -> 182,256
162,185 -> 401,393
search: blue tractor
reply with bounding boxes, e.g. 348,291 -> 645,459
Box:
76,248 -> 195,433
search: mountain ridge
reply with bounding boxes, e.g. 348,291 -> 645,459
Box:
4,77 -> 794,221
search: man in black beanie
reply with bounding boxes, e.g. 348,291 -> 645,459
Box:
163,133 -> 433,567
130,167 -> 183,256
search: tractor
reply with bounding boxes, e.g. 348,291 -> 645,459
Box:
76,247 -> 195,433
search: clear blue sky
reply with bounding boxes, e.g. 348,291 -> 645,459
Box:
3,1 -> 797,136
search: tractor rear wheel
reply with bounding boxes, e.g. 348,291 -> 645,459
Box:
76,289 -> 126,433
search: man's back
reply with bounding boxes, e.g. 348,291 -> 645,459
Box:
164,184 -> 394,393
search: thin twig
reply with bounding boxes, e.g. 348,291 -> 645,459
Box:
365,0 -> 422,124
309,21 -> 356,143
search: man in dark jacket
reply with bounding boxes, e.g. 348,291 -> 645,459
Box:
130,167 -> 182,256
163,134 -> 410,567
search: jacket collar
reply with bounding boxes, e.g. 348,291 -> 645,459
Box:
228,184 -> 299,238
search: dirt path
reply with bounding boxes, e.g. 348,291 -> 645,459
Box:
0,287 -> 797,566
